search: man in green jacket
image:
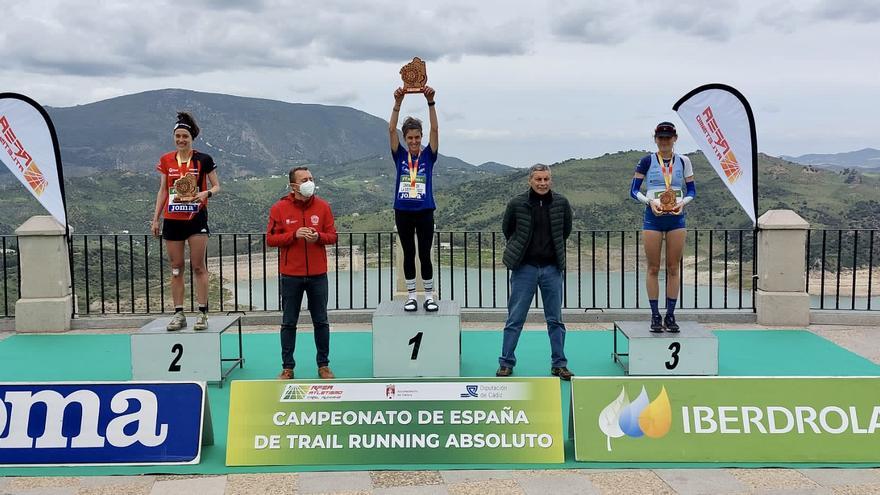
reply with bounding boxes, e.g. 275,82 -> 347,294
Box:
497,164 -> 574,380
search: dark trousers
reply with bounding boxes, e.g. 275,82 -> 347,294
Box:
395,209 -> 434,280
280,273 -> 330,370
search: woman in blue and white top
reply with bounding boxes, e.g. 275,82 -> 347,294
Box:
388,85 -> 439,312
630,121 -> 695,332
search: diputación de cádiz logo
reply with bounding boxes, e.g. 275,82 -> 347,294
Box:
598,385 -> 671,451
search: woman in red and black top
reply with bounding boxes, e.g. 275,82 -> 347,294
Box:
150,112 -> 220,331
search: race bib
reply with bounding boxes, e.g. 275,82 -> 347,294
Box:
397,177 -> 426,200
167,186 -> 201,213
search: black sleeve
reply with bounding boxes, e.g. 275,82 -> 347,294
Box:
502,200 -> 516,240
200,153 -> 217,174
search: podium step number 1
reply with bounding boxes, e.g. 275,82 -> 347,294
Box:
131,314 -> 244,386
612,320 -> 718,376
372,300 -> 461,377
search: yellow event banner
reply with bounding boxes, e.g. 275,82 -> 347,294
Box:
226,378 -> 564,466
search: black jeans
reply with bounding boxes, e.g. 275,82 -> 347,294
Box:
395,209 -> 434,280
280,273 -> 330,369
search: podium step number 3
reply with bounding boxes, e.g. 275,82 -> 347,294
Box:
612,320 -> 718,376
131,315 -> 244,386
372,300 -> 461,377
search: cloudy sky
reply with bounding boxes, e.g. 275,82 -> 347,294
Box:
2,0 -> 878,167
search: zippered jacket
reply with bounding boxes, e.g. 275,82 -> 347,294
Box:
266,194 -> 338,276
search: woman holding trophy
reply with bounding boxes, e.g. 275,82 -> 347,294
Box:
388,58 -> 440,312
630,121 -> 695,332
150,112 -> 221,331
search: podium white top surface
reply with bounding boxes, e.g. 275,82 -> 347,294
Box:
614,320 -> 714,339
374,300 -> 460,317
137,315 -> 241,335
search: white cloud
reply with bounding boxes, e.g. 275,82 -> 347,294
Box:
1,0 -> 878,166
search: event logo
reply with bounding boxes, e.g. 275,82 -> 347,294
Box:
460,385 -> 479,398
280,384 -> 310,401
0,115 -> 48,196
695,106 -> 742,185
597,385 -> 671,451
279,384 -> 344,402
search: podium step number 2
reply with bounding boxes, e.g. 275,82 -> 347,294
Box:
373,300 -> 461,378
131,314 -> 244,386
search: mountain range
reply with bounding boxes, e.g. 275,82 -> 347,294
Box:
0,89 -> 878,234
781,148 -> 880,170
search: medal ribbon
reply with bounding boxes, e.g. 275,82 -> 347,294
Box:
407,151 -> 419,189
176,151 -> 193,179
657,153 -> 674,190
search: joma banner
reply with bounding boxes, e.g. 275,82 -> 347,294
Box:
0,381 -> 210,466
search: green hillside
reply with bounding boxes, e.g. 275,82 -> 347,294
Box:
1,150 -> 877,235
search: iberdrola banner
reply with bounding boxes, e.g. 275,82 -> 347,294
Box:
673,84 -> 758,225
0,93 -> 68,228
571,377 -> 880,462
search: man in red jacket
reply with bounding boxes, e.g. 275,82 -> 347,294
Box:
267,166 -> 338,380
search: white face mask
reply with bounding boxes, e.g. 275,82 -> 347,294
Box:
298,180 -> 316,198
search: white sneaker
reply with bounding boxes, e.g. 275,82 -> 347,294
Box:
166,311 -> 187,331
194,312 -> 208,331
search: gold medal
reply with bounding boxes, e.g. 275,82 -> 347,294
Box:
173,151 -> 198,203
657,153 -> 677,212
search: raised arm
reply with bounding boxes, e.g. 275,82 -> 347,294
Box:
389,87 -> 405,153
424,86 -> 438,154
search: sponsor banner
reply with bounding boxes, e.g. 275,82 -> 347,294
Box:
0,94 -> 67,227
0,382 -> 208,466
571,377 -> 880,462
167,203 -> 200,213
674,84 -> 757,225
227,378 -> 564,466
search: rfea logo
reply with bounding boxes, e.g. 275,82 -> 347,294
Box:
695,106 -> 743,185
598,385 -> 671,451
0,115 -> 48,196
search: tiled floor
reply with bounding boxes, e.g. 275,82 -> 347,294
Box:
2,322 -> 879,494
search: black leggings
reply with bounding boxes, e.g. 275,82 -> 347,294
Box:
395,209 -> 434,280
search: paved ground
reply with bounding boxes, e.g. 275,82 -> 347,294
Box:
1,321 -> 879,494
2,468 -> 880,494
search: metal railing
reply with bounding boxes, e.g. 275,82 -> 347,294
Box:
4,228 -> 875,316
0,229 -> 757,316
807,229 -> 880,310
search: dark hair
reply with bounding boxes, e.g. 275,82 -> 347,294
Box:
528,163 -> 551,179
174,111 -> 200,139
401,117 -> 423,136
289,166 -> 310,182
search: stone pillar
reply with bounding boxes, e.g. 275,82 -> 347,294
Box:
15,216 -> 73,332
755,209 -> 810,326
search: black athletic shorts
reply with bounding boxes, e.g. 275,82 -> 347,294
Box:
162,208 -> 210,241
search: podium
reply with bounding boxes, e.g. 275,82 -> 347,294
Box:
612,320 -> 717,376
131,314 -> 244,386
372,300 -> 461,377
